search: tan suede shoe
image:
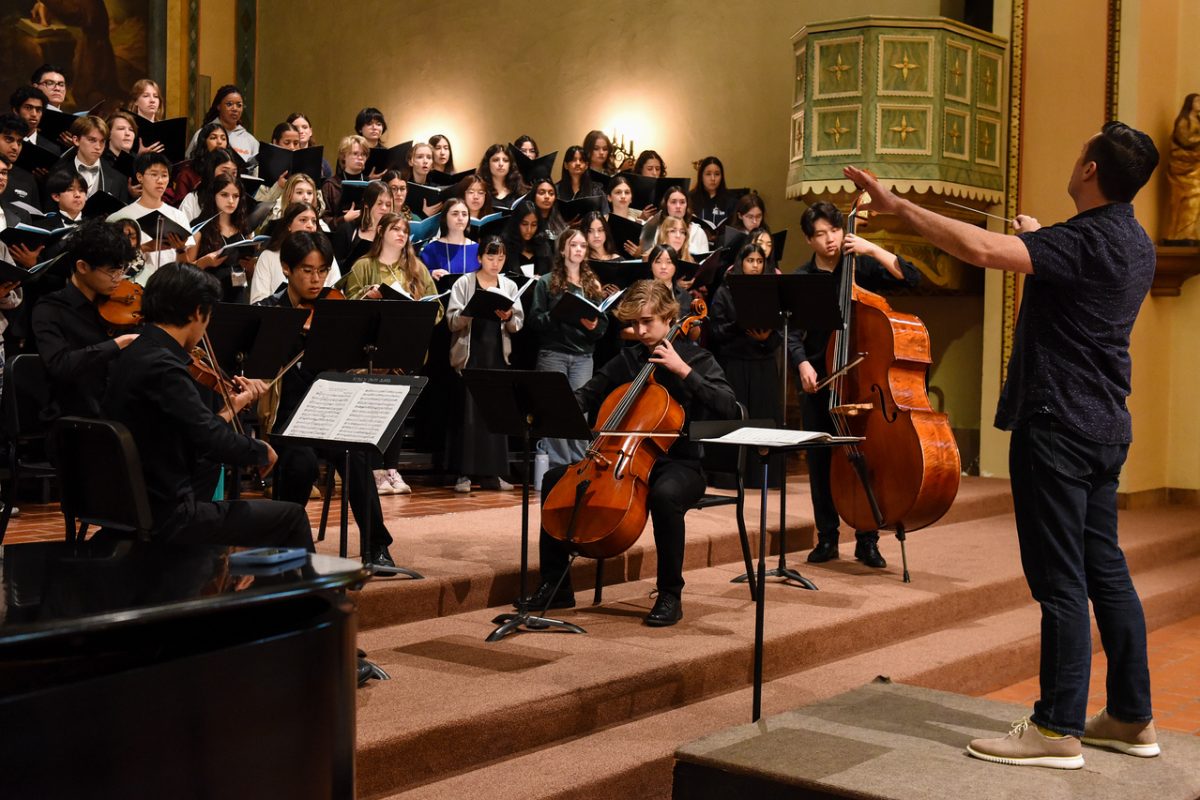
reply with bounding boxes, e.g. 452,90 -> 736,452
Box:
1082,708 -> 1160,757
967,718 -> 1085,769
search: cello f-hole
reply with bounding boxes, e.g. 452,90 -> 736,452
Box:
871,384 -> 897,422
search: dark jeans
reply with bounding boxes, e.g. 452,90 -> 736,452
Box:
1010,415 -> 1151,736
801,388 -> 877,544
538,458 -> 706,599
161,496 -> 314,551
273,444 -> 393,550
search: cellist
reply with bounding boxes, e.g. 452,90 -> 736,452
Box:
528,279 -> 738,627
787,202 -> 919,569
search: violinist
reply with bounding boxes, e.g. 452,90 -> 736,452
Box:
100,263 -> 312,550
845,123 -> 1161,767
256,231 -> 399,569
32,219 -> 140,419
787,202 -> 918,569
529,279 -> 738,627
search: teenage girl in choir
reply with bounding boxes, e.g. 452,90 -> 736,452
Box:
430,134 -> 455,175
255,122 -> 301,204
688,156 -> 736,246
355,107 -> 387,152
253,173 -> 327,235
477,143 -> 524,210
748,228 -> 778,271
584,211 -> 620,261
583,130 -> 613,175
445,235 -> 525,493
286,112 -> 333,180
528,228 -> 608,467
381,170 -> 413,220
332,180 -> 391,267
606,174 -> 639,222
250,202 -> 342,303
104,110 -> 142,199
321,134 -> 369,229
127,79 -> 164,123
707,242 -> 782,485
166,122 -> 227,206
194,174 -> 255,302
730,191 -> 767,235
460,174 -> 493,223
530,178 -> 567,237
405,142 -> 435,186
501,201 -> 538,276
557,145 -> 604,201
195,85 -> 258,168
421,196 -> 478,280
514,135 -> 538,159
640,185 -> 708,253
636,150 -> 665,177
178,147 -> 239,223
644,244 -> 693,310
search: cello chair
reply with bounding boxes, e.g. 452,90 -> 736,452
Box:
48,417 -> 153,544
0,354 -> 58,544
591,402 -> 761,604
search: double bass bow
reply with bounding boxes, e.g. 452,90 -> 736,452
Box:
542,299 -> 708,560
824,184 -> 960,577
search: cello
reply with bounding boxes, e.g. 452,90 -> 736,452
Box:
824,187 -> 960,577
542,300 -> 708,560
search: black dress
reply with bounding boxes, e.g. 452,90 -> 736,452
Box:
446,286 -> 510,477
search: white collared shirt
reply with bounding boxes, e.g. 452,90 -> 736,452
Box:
74,156 -> 103,196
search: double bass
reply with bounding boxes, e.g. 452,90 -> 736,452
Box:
542,301 -> 708,560
824,188 -> 960,560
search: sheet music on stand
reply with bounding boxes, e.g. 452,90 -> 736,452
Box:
274,372 -> 425,455
700,427 -> 862,449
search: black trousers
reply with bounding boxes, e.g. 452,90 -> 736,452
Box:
272,444 -> 393,549
538,458 -> 706,599
160,496 -> 314,551
801,387 -> 877,544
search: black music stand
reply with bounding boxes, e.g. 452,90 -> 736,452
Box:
205,303 -> 309,379
462,369 -> 593,642
725,273 -> 843,590
305,299 -> 439,374
699,428 -> 860,722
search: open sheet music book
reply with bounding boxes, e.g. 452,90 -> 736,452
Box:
280,378 -> 411,447
699,427 -> 862,448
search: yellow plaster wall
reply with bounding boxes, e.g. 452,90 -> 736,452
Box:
197,1 -> 237,95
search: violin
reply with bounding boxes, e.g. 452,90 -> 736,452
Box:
542,299 -> 707,559
96,279 -> 143,331
190,334 -> 246,435
301,286 -> 346,330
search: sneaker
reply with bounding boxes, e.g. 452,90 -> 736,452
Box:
386,469 -> 411,495
454,476 -> 472,493
3,503 -> 19,518
481,476 -> 515,491
966,718 -> 1084,769
1082,708 -> 1160,757
374,470 -> 395,495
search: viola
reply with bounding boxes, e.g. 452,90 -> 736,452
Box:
542,300 -> 707,560
823,186 -> 960,537
96,279 -> 143,331
190,335 -> 245,435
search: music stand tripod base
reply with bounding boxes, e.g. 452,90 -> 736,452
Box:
488,556 -> 586,641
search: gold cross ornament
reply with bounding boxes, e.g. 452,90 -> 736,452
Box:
890,115 -> 918,143
891,52 -> 921,81
826,52 -> 852,83
825,116 -> 850,145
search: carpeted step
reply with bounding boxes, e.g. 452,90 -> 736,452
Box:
353,505 -> 1200,798
353,476 -> 1014,630
378,554 -> 1200,800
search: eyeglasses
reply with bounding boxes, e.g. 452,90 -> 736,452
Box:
38,80 -> 66,89
97,266 -> 128,278
295,266 -> 331,277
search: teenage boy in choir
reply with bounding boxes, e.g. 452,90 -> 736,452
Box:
0,155 -> 40,245
528,279 -> 739,627
847,123 -> 1161,768
0,113 -> 42,208
321,134 -> 369,229
787,202 -> 920,570
43,169 -> 86,227
10,86 -> 59,158
101,263 -> 313,550
32,65 -> 69,112
256,230 -> 400,569
32,219 -> 139,418
52,116 -> 129,203
107,151 -> 196,282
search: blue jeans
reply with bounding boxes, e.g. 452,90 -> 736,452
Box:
1010,415 -> 1151,737
536,349 -> 593,468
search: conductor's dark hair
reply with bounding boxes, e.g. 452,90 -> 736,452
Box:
0,112 -> 29,138
478,235 -> 506,260
68,219 -> 137,271
202,85 -> 244,126
1084,121 -> 1160,203
355,107 -> 387,136
143,263 -> 223,326
31,64 -> 68,84
800,201 -> 845,237
10,85 -> 48,112
134,150 -> 172,175
279,230 -> 333,270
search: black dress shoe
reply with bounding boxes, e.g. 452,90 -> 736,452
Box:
854,540 -> 887,568
807,540 -> 840,563
644,593 -> 682,627
368,547 -> 397,569
518,580 -> 575,611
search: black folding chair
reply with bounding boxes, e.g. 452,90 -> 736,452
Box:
0,354 -> 57,543
48,417 -> 153,543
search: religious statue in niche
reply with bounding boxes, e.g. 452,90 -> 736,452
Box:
1164,92 -> 1200,244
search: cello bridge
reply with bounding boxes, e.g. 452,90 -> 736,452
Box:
831,403 -> 873,417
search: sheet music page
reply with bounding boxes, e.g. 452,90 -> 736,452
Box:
282,379 -> 360,439
700,427 -> 860,448
331,384 -> 409,444
281,379 -> 410,446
